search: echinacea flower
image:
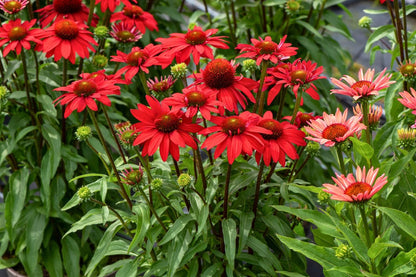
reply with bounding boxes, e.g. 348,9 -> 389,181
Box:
147,76 -> 175,94
110,3 -> 158,34
95,0 -> 137,13
379,0 -> 393,3
111,44 -> 169,81
199,111 -> 271,164
352,104 -> 383,129
156,25 -> 229,65
0,19 -> 44,57
330,68 -> 394,101
53,75 -> 120,118
131,95 -> 203,161
284,111 -> 322,128
304,108 -> 366,147
323,166 -> 387,202
397,128 -> 416,148
163,86 -> 223,120
192,58 -> 258,113
0,0 -> 28,14
121,166 -> 143,186
236,35 -> 297,65
36,0 -> 98,28
39,19 -> 98,64
114,121 -> 138,147
398,60 -> 416,77
255,111 -> 306,166
398,87 -> 416,114
110,22 -> 143,43
267,59 -> 324,105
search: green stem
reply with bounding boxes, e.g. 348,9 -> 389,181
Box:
101,105 -> 127,164
194,144 -> 207,195
91,198 -> 132,237
314,0 -> 327,30
134,147 -> 153,183
86,139 -> 111,175
276,87 -> 287,120
88,109 -> 133,210
139,71 -> 150,95
61,59 -> 68,143
361,101 -> 372,145
252,160 -> 265,227
371,208 -> 378,239
393,0 -> 405,62
358,204 -> 371,248
224,3 -> 236,47
87,0 -> 95,27
137,185 -> 168,232
336,146 -> 346,175
254,61 -> 269,115
290,88 -> 303,125
401,0 -> 409,60
223,163 -> 232,220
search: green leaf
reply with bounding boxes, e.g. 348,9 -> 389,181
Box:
200,262 -> 223,277
195,204 -> 209,238
246,236 -> 279,276
350,137 -> 374,161
69,173 -> 107,183
364,9 -> 388,14
36,94 -> 57,118
277,235 -> 360,273
159,214 -> 193,245
368,241 -> 403,260
167,230 -> 193,277
222,218 -> 237,273
271,205 -> 341,238
238,212 -> 254,254
115,260 -> 137,277
4,60 -> 22,81
128,204 -> 150,253
382,248 -> 416,276
85,221 -> 122,277
26,212 -> 48,275
64,208 -> 117,237
388,148 -> 416,181
376,206 -> 416,240
263,0 -> 286,6
365,25 -> 395,52
295,20 -> 323,39
61,235 -> 80,277
43,240 -> 63,277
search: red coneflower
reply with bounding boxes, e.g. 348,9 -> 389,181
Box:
331,68 -> 394,101
0,19 -> 44,57
147,76 -> 175,94
36,0 -> 98,28
131,95 -> 203,161
268,59 -> 324,105
39,19 -> 98,64
398,87 -> 416,114
304,108 -> 366,147
80,69 -> 127,86
156,25 -> 229,65
95,0 -> 137,12
323,166 -> 387,203
53,75 -> 120,118
192,58 -> 258,113
284,111 -> 323,128
110,3 -> 158,34
236,35 -> 297,66
111,44 -> 169,81
255,111 -> 305,166
0,0 -> 28,14
110,21 -> 143,43
199,111 -> 271,164
163,86 -> 223,120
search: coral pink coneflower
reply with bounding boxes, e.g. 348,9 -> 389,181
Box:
163,86 -> 223,120
304,108 -> 366,147
192,58 -> 258,113
199,111 -> 271,164
39,19 -> 98,64
0,19 -> 44,57
323,166 -> 387,202
156,25 -> 229,65
36,0 -> 98,28
352,104 -> 383,129
111,44 -> 170,81
110,3 -> 158,34
236,35 -> 297,66
110,21 -> 143,43
330,68 -> 394,101
0,0 -> 28,14
147,76 -> 175,94
398,87 -> 416,114
95,0 -> 137,13
131,95 -> 203,162
268,59 -> 324,105
53,75 -> 120,118
255,111 -> 306,167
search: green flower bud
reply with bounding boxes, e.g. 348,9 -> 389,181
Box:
286,0 -> 301,13
94,26 -> 109,39
177,173 -> 192,187
318,190 -> 331,203
305,141 -> 321,157
397,128 -> 416,150
121,167 -> 143,186
358,16 -> 372,29
171,63 -> 187,79
242,59 -> 258,73
92,54 -> 108,68
151,178 -> 163,190
335,244 -> 351,259
75,126 -> 92,141
77,186 -> 92,201
0,86 -> 8,106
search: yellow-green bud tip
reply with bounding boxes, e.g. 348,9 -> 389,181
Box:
358,16 -> 372,29
242,59 -> 258,73
77,186 -> 92,200
151,178 -> 163,190
94,26 -> 109,38
171,63 -> 187,79
75,126 -> 92,141
177,173 -> 192,187
335,244 -> 351,259
92,54 -> 108,68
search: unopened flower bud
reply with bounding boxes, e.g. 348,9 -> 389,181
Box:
77,186 -> 92,201
151,178 -> 163,190
92,54 -> 108,68
305,141 -> 321,157
318,190 -> 330,203
0,86 -> 8,105
399,61 -> 416,78
121,167 -> 143,186
94,26 -> 109,39
397,128 -> 416,149
242,59 -> 258,73
171,63 -> 187,79
177,173 -> 192,187
75,126 -> 92,141
335,244 -> 351,259
358,16 -> 372,29
286,0 -> 301,13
